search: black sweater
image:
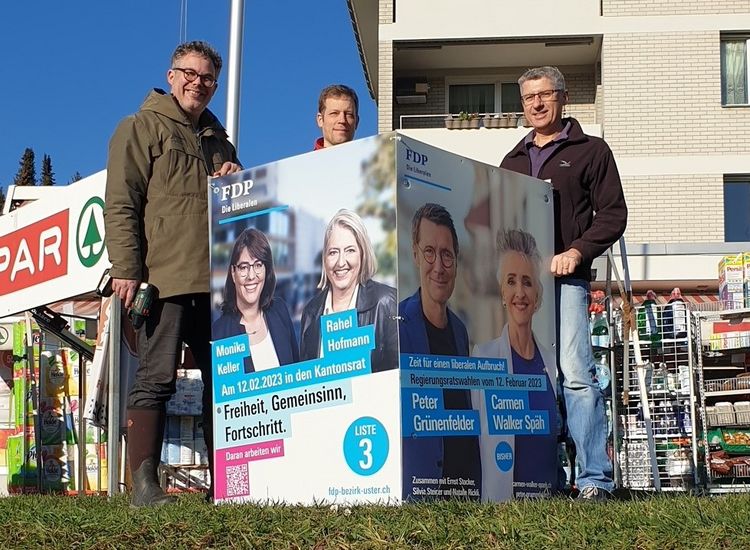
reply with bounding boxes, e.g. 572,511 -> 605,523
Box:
501,117 -> 628,281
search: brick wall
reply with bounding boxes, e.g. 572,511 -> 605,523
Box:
595,64 -> 603,126
621,174 -> 724,243
393,77 -> 446,129
602,0 -> 750,16
565,71 -> 597,124
378,41 -> 394,134
379,0 -> 393,24
602,31 -> 750,156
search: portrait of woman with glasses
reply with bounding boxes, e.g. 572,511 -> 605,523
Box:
299,209 -> 398,373
212,227 -> 299,372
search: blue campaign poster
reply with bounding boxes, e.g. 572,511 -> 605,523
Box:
396,135 -> 558,501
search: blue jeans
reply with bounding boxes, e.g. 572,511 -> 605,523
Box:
556,279 -> 614,492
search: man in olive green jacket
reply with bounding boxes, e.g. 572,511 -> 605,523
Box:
104,41 -> 241,507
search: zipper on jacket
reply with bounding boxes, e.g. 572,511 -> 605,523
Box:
536,141 -> 571,182
196,128 -> 214,176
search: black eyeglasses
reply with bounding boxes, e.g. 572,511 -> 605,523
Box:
418,245 -> 455,268
520,89 -> 562,106
233,261 -> 264,278
172,67 -> 217,88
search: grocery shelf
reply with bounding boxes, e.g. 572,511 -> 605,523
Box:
620,433 -> 693,440
615,302 -> 699,493
704,377 -> 750,394
705,389 -> 750,398
703,365 -> 744,371
694,306 -> 750,494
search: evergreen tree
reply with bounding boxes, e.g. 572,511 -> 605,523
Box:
68,171 -> 83,184
40,154 -> 56,186
12,148 -> 36,186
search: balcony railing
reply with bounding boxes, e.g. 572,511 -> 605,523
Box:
399,112 -> 529,130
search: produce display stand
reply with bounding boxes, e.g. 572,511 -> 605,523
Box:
0,176 -> 119,495
693,301 -> 750,493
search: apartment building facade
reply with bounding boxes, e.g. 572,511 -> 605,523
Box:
347,0 -> 750,293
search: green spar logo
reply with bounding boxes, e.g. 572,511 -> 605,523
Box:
0,326 -> 8,347
76,197 -> 105,267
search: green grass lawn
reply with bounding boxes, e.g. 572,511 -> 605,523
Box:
1,492 -> 748,549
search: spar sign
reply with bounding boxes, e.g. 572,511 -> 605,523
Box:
0,210 -> 69,293
0,171 -> 110,317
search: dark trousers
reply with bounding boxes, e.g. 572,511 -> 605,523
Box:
128,293 -> 214,475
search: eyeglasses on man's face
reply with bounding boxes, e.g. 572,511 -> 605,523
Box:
233,261 -> 264,278
520,89 -> 562,106
418,245 -> 456,268
172,67 -> 217,88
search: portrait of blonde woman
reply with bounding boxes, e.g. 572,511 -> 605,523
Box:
300,209 -> 397,373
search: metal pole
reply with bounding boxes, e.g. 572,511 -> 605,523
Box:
78,352 -> 86,494
107,298 -> 121,496
606,251 -> 621,488
24,314 -> 41,494
225,0 -> 245,148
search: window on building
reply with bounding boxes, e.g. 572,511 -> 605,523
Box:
268,210 -> 290,238
449,84 -> 494,114
721,35 -> 750,105
724,176 -> 750,241
272,242 -> 290,269
500,83 -> 523,114
447,82 -> 523,115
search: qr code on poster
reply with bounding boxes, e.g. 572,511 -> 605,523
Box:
226,464 -> 250,497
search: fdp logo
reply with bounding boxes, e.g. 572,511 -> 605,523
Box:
405,147 -> 428,166
76,197 -> 105,268
217,179 -> 254,201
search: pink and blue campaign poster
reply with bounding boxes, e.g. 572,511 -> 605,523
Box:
209,136 -> 401,504
209,133 -> 558,504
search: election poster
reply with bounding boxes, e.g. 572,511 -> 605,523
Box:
396,135 -> 558,501
209,135 -> 401,504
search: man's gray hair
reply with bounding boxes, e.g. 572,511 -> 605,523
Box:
518,66 -> 566,91
172,41 -> 223,75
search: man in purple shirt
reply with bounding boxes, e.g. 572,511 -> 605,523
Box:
501,66 -> 627,501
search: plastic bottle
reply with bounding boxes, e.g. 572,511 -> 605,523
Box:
595,353 -> 611,392
663,287 -> 688,339
684,400 -> 693,434
591,314 -> 610,349
637,290 -> 661,344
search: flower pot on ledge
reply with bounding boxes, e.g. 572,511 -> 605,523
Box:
484,116 -> 501,129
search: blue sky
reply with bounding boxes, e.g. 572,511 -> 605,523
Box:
0,1 -> 375,192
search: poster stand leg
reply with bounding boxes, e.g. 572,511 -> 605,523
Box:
107,298 -> 121,496
78,350 -> 85,494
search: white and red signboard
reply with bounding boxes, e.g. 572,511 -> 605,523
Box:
0,171 -> 110,317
